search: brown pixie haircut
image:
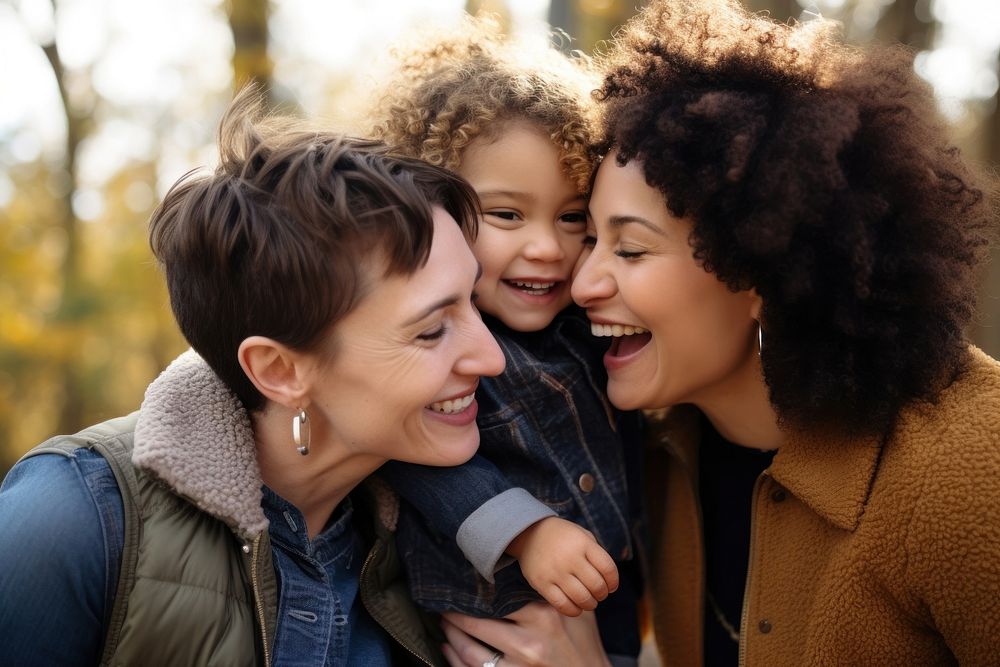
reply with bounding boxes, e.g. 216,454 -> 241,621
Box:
149,87 -> 481,412
597,0 -> 996,434
366,15 -> 599,193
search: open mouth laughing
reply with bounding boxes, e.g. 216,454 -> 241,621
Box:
591,322 -> 653,360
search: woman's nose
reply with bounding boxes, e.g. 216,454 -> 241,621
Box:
571,250 -> 614,307
460,314 -> 506,378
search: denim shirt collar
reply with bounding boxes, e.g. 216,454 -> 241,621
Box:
261,486 -> 358,569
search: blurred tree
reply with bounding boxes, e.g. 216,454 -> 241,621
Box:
549,0 -> 645,55
227,0 -> 273,103
37,0 -> 91,437
975,60 -> 1000,357
465,0 -> 511,32
1,1 -> 189,473
743,0 -> 801,22
875,0 -> 933,48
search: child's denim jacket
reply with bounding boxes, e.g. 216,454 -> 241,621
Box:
380,307 -> 644,657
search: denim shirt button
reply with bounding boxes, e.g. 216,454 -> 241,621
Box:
578,473 -> 595,493
620,544 -> 632,560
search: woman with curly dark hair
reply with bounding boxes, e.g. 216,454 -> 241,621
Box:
566,0 -> 1000,664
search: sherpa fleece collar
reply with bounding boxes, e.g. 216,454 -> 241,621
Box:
133,350 -> 268,540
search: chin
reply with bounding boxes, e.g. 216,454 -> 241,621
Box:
438,432 -> 481,467
502,313 -> 557,333
607,381 -> 645,411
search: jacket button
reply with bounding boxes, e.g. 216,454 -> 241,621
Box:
621,545 -> 632,560
770,487 -> 787,502
758,619 -> 772,634
578,473 -> 595,493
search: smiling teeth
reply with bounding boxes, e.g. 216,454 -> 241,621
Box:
428,392 -> 475,414
591,323 -> 649,337
508,280 -> 555,295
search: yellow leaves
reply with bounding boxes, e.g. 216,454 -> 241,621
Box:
0,159 -> 187,470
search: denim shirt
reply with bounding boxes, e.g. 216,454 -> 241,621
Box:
382,308 -> 643,657
0,449 -> 391,666
262,487 -> 391,667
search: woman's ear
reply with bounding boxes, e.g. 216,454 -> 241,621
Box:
237,336 -> 311,409
748,288 -> 764,322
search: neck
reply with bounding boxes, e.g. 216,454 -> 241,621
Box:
252,405 -> 385,539
694,354 -> 783,451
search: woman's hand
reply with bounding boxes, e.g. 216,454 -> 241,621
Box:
441,602 -> 611,667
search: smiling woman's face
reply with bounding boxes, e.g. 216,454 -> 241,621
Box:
307,206 -> 506,466
571,155 -> 759,411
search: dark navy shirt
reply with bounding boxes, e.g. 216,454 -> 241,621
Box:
699,417 -> 776,666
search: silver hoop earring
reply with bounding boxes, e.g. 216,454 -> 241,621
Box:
292,409 -> 310,456
756,320 -> 764,357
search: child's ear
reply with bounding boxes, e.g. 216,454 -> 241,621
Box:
237,336 -> 310,408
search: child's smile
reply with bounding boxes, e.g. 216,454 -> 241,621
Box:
456,121 -> 587,333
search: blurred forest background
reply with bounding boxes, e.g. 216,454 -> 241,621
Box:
2,0 -> 999,473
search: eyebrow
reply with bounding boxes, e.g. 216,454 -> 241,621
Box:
478,190 -> 586,210
608,215 -> 666,235
403,262 -> 483,327
477,190 -> 537,204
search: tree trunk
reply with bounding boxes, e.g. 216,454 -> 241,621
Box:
226,0 -> 273,103
465,0 -> 511,33
41,1 -> 87,436
875,0 -> 933,49
743,0 -> 801,23
974,61 -> 1000,359
548,0 -> 645,55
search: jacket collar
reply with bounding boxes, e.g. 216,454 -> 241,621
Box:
769,427 -> 883,532
132,350 -> 268,540
653,404 -> 884,532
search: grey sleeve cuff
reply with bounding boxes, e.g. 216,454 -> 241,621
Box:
607,655 -> 638,667
455,487 -> 556,582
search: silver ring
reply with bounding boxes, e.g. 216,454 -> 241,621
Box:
483,650 -> 503,667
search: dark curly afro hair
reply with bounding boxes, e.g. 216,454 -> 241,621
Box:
596,0 -> 995,435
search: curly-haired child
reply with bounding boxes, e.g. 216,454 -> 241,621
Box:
366,16 -> 644,664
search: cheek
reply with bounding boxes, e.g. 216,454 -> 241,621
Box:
631,265 -> 744,339
669,282 -> 753,369
559,234 -> 585,266
472,230 -> 512,280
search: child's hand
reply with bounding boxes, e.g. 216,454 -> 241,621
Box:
506,516 -> 619,617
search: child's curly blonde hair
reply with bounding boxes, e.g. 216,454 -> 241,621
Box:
366,15 -> 600,193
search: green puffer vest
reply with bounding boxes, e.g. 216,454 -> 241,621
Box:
23,354 -> 445,667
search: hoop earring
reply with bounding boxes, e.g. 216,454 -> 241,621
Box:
756,320 -> 764,358
292,409 -> 310,456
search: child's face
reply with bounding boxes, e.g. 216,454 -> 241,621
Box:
457,122 -> 587,332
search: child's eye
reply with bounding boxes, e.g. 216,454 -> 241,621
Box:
486,211 -> 520,221
416,325 -> 447,341
559,211 -> 587,225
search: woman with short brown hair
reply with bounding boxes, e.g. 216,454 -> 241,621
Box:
0,88 -> 505,667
